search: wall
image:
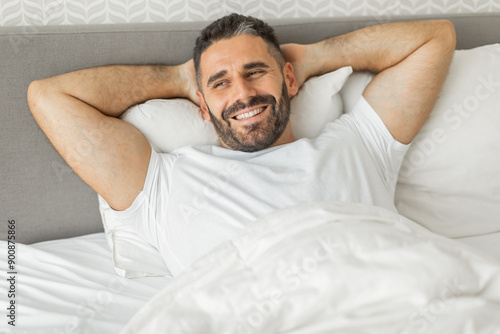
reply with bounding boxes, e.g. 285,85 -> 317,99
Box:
1,0 -> 500,26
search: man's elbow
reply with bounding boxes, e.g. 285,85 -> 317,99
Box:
27,79 -> 53,118
435,20 -> 457,52
27,80 -> 41,114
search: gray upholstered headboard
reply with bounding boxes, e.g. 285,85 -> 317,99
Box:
1,14 -> 499,244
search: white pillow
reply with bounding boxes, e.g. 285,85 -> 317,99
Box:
290,66 -> 353,138
340,70 -> 375,114
102,66 -> 353,278
120,66 -> 353,151
396,44 -> 500,238
120,99 -> 220,153
342,44 -> 500,238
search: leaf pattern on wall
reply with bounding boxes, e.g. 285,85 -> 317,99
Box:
1,0 -> 23,26
1,0 -> 500,26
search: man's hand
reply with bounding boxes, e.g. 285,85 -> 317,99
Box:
280,43 -> 310,90
288,20 -> 456,144
281,42 -> 340,91
177,59 -> 200,106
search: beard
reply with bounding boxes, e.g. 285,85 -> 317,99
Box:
207,79 -> 291,152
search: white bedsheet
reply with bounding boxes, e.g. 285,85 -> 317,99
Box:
0,233 -> 172,333
121,202 -> 500,334
1,204 -> 499,334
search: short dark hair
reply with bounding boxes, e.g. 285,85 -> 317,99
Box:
193,13 -> 285,90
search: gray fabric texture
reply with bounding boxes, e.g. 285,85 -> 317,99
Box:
1,14 -> 499,244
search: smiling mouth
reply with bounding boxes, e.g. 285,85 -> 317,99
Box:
233,106 -> 266,120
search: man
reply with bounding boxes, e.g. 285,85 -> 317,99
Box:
27,14 -> 455,275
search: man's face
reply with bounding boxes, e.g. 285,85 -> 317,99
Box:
196,34 -> 298,152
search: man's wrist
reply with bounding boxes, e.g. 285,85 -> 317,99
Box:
305,41 -> 344,78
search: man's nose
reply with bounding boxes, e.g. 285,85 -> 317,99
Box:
232,77 -> 256,102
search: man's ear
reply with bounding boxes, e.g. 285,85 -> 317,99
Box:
284,62 -> 299,98
196,90 -> 212,122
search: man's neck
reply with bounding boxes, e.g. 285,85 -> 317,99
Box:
269,122 -> 295,148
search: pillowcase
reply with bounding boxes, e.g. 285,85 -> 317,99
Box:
290,66 -> 353,139
120,66 -> 353,151
342,44 -> 500,239
101,66 -> 353,278
395,44 -> 500,238
120,99 -> 220,153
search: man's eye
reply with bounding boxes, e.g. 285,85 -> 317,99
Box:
249,70 -> 262,77
214,81 -> 226,88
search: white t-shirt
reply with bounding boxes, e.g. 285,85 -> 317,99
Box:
107,97 -> 409,276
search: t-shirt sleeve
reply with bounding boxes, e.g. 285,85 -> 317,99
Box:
99,148 -> 175,253
343,96 -> 411,192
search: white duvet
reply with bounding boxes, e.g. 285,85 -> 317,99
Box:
0,234 -> 172,333
121,202 -> 500,334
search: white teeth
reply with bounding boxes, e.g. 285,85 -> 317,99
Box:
235,107 -> 265,120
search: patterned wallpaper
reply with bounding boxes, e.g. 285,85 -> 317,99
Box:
1,0 -> 500,26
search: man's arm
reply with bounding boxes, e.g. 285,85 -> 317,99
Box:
28,60 -> 197,211
282,20 -> 456,144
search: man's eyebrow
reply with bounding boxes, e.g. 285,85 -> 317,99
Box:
206,69 -> 228,88
244,61 -> 270,70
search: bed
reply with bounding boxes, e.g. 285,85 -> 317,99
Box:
1,13 -> 500,333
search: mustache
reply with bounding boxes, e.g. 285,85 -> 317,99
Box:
222,95 -> 276,121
